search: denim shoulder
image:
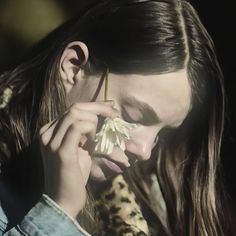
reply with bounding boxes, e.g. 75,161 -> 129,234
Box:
0,182 -> 90,236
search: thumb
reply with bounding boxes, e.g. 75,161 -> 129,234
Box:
77,147 -> 92,185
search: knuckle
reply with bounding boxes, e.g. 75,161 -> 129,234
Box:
48,141 -> 58,153
39,125 -> 47,135
68,106 -> 78,118
40,133 -> 48,146
39,127 -> 45,136
73,102 -> 81,110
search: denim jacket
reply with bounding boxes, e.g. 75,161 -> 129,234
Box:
0,182 -> 90,236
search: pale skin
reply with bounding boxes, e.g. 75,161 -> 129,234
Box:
39,41 -> 191,218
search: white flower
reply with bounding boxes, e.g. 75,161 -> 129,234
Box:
94,117 -> 137,155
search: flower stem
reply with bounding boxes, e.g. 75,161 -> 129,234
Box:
104,68 -> 109,101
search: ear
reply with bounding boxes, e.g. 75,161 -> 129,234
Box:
59,41 -> 89,92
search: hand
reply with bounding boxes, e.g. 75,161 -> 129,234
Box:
39,101 -> 118,218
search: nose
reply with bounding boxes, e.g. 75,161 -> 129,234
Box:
125,126 -> 159,161
125,141 -> 153,161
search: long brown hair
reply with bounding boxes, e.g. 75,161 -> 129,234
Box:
0,0 -> 227,235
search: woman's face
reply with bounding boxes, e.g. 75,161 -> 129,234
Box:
68,69 -> 191,181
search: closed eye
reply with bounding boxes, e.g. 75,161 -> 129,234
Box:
120,96 -> 161,126
121,107 -> 139,124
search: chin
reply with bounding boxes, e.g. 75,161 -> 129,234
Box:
89,162 -> 108,182
90,171 -> 107,182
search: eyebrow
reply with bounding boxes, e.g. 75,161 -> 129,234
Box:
120,95 -> 161,126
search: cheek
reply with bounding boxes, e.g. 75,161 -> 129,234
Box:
68,78 -> 103,103
129,125 -> 161,147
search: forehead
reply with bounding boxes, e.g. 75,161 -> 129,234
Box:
108,70 -> 192,126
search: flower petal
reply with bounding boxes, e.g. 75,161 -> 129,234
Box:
94,117 -> 137,154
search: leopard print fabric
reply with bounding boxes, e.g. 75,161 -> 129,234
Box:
95,174 -> 150,236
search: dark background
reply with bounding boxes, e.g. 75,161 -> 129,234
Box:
190,0 -> 236,202
0,0 -> 235,200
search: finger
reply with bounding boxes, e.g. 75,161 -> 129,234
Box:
77,147 -> 92,184
73,102 -> 119,118
49,109 -> 98,150
50,100 -> 117,146
40,101 -> 118,147
51,122 -> 93,189
71,107 -> 99,139
39,119 -> 59,145
59,120 -> 95,159
39,119 -> 58,135
96,100 -> 115,106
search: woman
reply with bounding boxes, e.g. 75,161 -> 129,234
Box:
0,0 -> 228,235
